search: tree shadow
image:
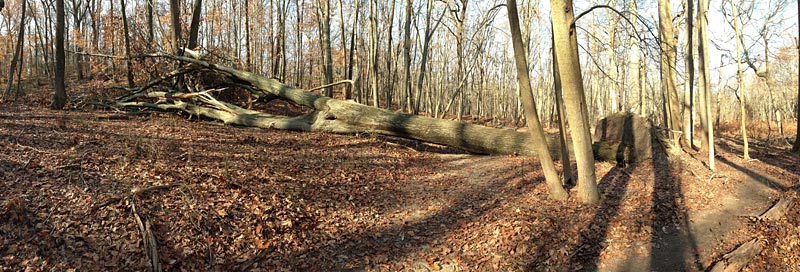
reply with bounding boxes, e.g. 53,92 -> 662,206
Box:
649,131 -> 702,271
717,136 -> 800,177
262,161 -> 538,270
566,113 -> 636,270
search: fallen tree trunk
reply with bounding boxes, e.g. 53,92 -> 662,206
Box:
116,52 -> 648,161
708,196 -> 797,272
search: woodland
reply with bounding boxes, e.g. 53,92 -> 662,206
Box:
0,0 -> 799,271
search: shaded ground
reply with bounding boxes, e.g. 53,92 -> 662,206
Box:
1,97 -> 798,271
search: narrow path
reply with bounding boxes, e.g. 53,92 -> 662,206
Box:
600,154 -> 780,271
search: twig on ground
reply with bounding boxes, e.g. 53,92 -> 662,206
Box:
93,183 -> 179,211
131,198 -> 161,272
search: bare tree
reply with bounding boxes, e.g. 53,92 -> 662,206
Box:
658,0 -> 684,151
121,0 -> 134,88
697,0 -> 715,170
793,1 -> 800,153
315,0 -> 334,97
550,0 -> 599,204
187,0 -> 202,49
169,0 -> 182,53
730,0 -> 750,159
682,0 -> 695,149
3,0 -> 26,98
507,0 -> 568,200
52,0 -> 67,109
402,0 -> 413,113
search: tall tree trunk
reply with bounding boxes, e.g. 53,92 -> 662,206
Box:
345,0 -> 361,100
658,0 -> 683,151
385,1 -> 395,108
316,0 -> 334,97
52,0 -> 67,109
169,0 -> 182,53
3,0 -> 26,98
697,0 -> 715,170
147,0 -> 154,43
552,21 -> 574,186
628,0 -> 642,116
794,2 -> 800,152
682,0 -> 694,149
414,0 -> 442,114
731,1 -> 749,159
550,0 -> 599,204
187,0 -> 202,49
294,0 -> 304,87
121,0 -> 134,88
507,0 -> 567,200
368,0 -> 379,107
402,0 -> 413,113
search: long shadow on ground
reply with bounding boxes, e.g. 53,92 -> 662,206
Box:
649,133 -> 702,270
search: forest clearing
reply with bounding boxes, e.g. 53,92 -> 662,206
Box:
1,0 -> 799,271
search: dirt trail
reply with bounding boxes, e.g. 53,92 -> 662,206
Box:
600,169 -> 777,271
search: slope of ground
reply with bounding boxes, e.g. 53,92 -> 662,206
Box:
0,96 -> 798,271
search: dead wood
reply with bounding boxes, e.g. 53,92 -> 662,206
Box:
708,197 -> 796,271
112,51 -> 648,161
131,198 -> 161,272
93,184 -> 178,211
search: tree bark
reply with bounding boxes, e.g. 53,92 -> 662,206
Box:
794,10 -> 800,152
187,0 -> 202,50
51,0 -> 67,109
315,0 -> 334,97
552,21 -> 574,186
122,53 -> 575,157
550,0 -> 599,204
658,0 -> 684,151
169,0 -> 182,53
507,0 -> 567,200
345,0 -> 360,100
402,0 -> 413,113
697,0 -> 715,170
3,0 -> 25,98
146,0 -> 154,43
731,1 -> 749,159
121,0 -> 134,88
682,0 -> 694,149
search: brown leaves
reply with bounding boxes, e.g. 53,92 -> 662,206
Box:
2,100 -> 799,271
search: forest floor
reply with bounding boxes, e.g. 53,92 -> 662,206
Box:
1,86 -> 799,271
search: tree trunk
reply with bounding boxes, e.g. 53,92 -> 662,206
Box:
187,0 -> 202,49
552,21 -> 574,186
658,0 -> 683,151
415,0 -> 443,114
345,0 -> 360,100
697,0 -> 715,170
402,0 -> 413,113
3,0 -> 25,98
315,0 -> 334,97
794,7 -> 800,153
169,0 -> 182,53
121,0 -> 134,88
550,0 -> 599,204
507,0 -> 567,200
682,0 -> 694,149
368,0 -> 379,107
147,0 -> 154,43
52,0 -> 67,109
122,53 -> 582,158
732,1 -> 749,159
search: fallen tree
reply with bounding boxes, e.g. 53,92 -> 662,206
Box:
113,51 -> 656,161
